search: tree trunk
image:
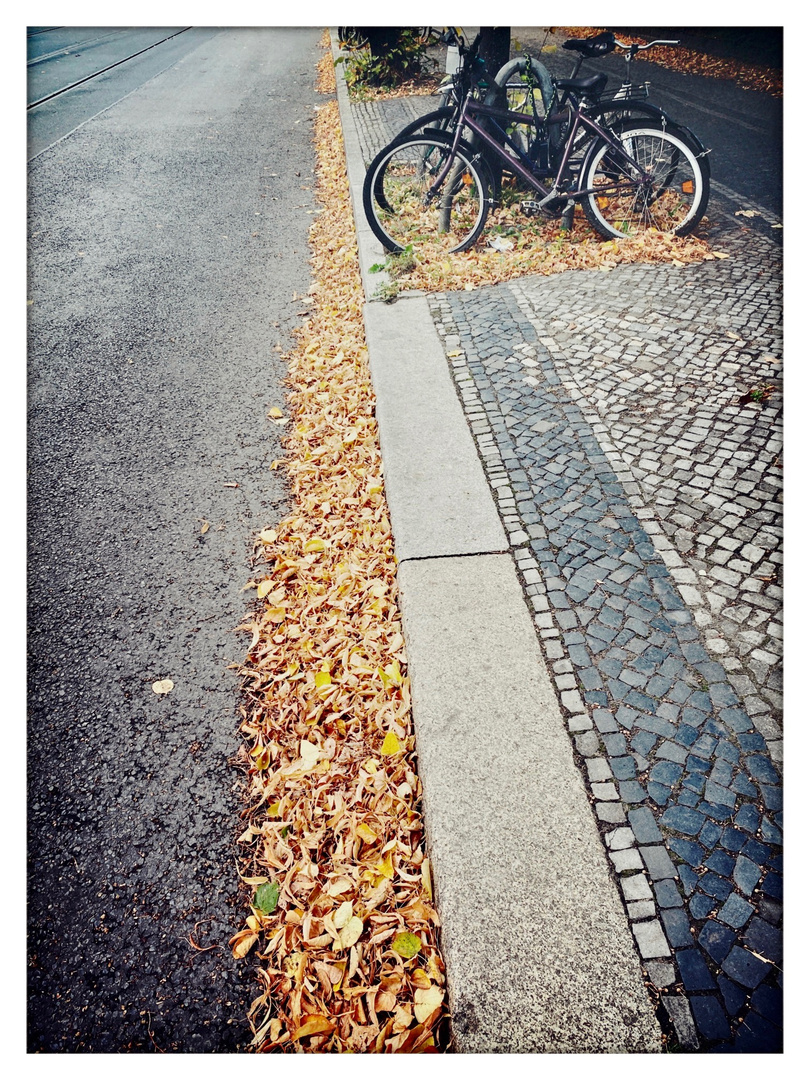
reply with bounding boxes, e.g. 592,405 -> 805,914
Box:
478,28 -> 512,198
362,27 -> 401,59
478,27 -> 511,80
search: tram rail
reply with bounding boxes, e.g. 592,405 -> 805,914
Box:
27,26 -> 192,109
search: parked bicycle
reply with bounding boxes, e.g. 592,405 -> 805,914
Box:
363,30 -> 711,238
362,31 -> 710,253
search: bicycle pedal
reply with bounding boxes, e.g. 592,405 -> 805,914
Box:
520,200 -> 545,216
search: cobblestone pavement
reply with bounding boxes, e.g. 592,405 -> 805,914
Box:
352,96 -> 783,1052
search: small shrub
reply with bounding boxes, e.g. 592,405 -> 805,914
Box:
337,28 -> 432,93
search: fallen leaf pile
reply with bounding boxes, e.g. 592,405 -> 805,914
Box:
374,198 -> 718,297
231,42 -> 448,1054
553,27 -> 781,96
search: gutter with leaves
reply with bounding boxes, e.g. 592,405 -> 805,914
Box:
228,39 -> 449,1053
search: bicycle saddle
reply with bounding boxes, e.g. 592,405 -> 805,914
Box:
562,31 -> 616,57
555,72 -> 609,97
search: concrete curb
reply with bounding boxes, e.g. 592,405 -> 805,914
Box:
329,30 -> 663,1053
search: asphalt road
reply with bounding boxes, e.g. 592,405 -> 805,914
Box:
27,26 -> 323,1052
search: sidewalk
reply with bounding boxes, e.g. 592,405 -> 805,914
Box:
330,30 -> 783,1054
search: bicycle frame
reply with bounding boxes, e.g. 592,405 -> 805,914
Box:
430,95 -> 652,210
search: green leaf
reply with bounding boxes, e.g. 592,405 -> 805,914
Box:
254,881 -> 280,914
392,931 -> 421,959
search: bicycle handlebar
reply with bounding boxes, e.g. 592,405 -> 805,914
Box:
613,37 -> 680,50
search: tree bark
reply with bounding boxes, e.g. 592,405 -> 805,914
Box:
479,27 -> 511,80
362,27 -> 401,59
478,28 -> 512,198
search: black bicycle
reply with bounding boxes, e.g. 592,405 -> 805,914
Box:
362,32 -> 710,253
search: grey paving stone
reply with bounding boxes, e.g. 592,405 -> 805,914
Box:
595,802 -> 626,823
743,918 -> 782,965
698,919 -> 736,964
610,847 -> 644,873
660,805 -> 706,836
632,919 -> 670,959
645,960 -> 677,988
717,892 -> 754,929
628,807 -> 663,845
655,741 -> 689,764
622,874 -> 654,903
639,845 -> 678,880
618,781 -> 646,803
660,907 -> 693,948
654,879 -> 684,908
733,854 -> 762,895
605,826 -> 635,851
626,899 -> 657,920
662,995 -> 700,1050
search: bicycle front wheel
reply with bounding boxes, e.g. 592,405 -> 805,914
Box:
362,133 -> 489,255
581,125 -> 709,239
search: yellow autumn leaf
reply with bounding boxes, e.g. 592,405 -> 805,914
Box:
337,915 -> 364,950
391,931 -> 421,959
200,520 -> 210,535
283,952 -> 306,981
256,579 -> 275,599
334,900 -> 353,929
152,679 -> 174,695
303,536 -> 326,553
375,854 -> 394,880
291,1015 -> 335,1040
421,858 -> 433,900
326,876 -> 354,896
250,745 -> 271,770
267,406 -> 285,418
299,740 -> 320,768
380,731 -> 401,756
414,985 -> 444,1023
258,529 -> 278,544
356,822 -> 378,844
314,670 -> 332,689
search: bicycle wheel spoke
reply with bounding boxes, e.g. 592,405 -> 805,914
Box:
584,126 -> 706,238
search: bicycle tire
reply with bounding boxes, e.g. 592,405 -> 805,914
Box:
362,132 -> 490,255
337,27 -> 368,49
581,124 -> 709,239
484,56 -> 557,163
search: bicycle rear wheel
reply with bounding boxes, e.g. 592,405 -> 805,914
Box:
363,133 -> 490,255
581,125 -> 708,239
